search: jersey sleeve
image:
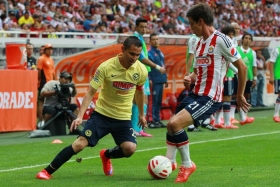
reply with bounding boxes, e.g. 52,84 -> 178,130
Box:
269,48 -> 279,63
37,57 -> 43,69
138,66 -> 148,86
90,63 -> 106,89
188,37 -> 198,54
218,36 -> 241,63
252,50 -> 257,67
139,48 -> 146,61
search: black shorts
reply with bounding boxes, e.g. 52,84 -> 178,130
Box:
245,81 -> 252,94
81,111 -> 136,147
43,104 -> 78,116
233,74 -> 238,95
176,92 -> 222,127
274,79 -> 280,94
223,79 -> 233,96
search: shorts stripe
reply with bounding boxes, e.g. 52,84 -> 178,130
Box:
192,99 -> 214,119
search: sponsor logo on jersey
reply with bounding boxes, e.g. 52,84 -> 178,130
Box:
230,47 -> 238,56
113,81 -> 135,90
196,56 -> 211,66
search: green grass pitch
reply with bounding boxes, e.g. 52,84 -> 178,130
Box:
0,109 -> 279,187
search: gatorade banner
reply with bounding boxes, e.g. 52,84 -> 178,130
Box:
0,70 -> 37,132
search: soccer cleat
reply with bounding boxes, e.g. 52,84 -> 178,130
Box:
187,127 -> 202,132
225,124 -> 239,129
139,130 -> 152,137
239,117 -> 254,125
230,118 -> 239,124
248,117 -> 255,121
100,149 -> 113,176
273,116 -> 280,122
175,162 -> 196,183
172,162 -> 177,171
213,124 -> 225,129
148,122 -> 163,128
36,169 -> 51,180
201,124 -> 218,131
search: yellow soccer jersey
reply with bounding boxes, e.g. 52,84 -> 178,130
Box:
90,54 -> 148,120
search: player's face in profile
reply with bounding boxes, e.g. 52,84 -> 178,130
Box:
228,32 -> 234,39
136,22 -> 147,35
188,17 -> 202,37
122,44 -> 141,67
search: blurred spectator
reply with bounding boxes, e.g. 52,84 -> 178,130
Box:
18,11 -> 34,26
83,13 -> 97,31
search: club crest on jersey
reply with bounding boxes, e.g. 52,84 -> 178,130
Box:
230,47 -> 238,56
113,81 -> 135,90
208,45 -> 215,54
133,73 -> 140,81
196,56 -> 211,66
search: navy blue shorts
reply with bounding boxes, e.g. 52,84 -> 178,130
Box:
245,80 -> 252,94
81,111 -> 137,147
175,93 -> 222,127
224,79 -> 233,96
274,79 -> 280,94
233,74 -> 238,95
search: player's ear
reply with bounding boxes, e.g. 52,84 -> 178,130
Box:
121,45 -> 125,53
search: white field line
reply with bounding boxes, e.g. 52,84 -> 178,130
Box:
1,131 -> 280,173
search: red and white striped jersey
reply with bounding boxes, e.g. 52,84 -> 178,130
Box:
193,30 -> 241,102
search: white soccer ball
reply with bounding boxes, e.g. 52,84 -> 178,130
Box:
147,155 -> 172,179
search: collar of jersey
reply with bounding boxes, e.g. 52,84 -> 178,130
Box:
116,54 -> 136,70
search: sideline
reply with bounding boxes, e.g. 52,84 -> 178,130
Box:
1,131 -> 280,173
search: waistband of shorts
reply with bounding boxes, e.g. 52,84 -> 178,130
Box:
224,77 -> 233,81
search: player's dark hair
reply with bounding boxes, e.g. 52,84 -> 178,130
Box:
149,33 -> 158,40
135,17 -> 147,26
26,42 -> 34,47
221,26 -> 235,36
241,32 -> 253,41
186,3 -> 213,26
123,36 -> 142,50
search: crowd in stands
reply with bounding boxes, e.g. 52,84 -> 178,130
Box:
0,0 -> 280,38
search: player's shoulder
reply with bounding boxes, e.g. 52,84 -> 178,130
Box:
134,60 -> 148,73
214,30 -> 233,48
99,56 -> 117,68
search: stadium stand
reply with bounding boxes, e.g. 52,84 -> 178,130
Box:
0,0 -> 280,37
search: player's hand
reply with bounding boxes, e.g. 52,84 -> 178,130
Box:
70,117 -> 83,132
252,80 -> 257,88
236,95 -> 251,113
269,78 -> 274,85
138,115 -> 147,129
159,67 -> 166,74
183,75 -> 191,87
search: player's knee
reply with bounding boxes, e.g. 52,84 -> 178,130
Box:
122,143 -> 136,157
72,137 -> 88,153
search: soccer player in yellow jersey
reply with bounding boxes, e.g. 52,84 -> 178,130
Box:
36,36 -> 148,180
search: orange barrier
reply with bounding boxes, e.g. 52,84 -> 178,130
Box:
5,42 -> 27,70
0,70 -> 37,132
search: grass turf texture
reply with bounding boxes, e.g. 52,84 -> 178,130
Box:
0,109 -> 280,187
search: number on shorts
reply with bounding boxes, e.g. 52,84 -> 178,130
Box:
131,128 -> 137,138
188,101 -> 199,110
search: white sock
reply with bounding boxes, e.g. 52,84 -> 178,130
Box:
166,144 -> 178,164
230,106 -> 236,119
274,102 -> 280,117
214,111 -> 222,124
188,124 -> 195,128
223,111 -> 231,126
178,144 -> 192,167
239,109 -> 247,122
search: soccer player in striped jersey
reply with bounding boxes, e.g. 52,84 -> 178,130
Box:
268,47 -> 280,122
165,3 -> 250,183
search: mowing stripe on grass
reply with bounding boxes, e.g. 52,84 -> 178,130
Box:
1,131 -> 280,173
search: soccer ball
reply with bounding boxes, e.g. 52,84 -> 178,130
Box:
147,155 -> 172,179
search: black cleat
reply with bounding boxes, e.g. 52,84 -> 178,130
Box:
148,121 -> 163,128
201,124 -> 218,131
187,127 -> 202,132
